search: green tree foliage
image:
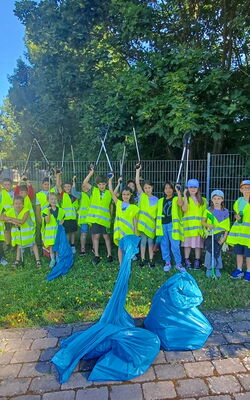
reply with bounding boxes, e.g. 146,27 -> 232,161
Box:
3,0 -> 250,161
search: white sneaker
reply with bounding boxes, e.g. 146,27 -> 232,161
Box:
175,264 -> 186,272
0,258 -> 8,266
163,263 -> 171,272
71,246 -> 76,254
49,258 -> 56,268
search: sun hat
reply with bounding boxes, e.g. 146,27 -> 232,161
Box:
240,180 -> 250,187
211,190 -> 224,199
187,179 -> 199,188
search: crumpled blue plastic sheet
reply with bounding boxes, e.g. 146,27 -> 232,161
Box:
46,224 -> 74,281
144,272 -> 213,351
51,235 -> 160,383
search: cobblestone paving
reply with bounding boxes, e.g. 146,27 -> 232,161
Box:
1,309 -> 250,399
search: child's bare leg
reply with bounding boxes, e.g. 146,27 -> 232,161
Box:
103,234 -> 112,257
148,238 -> 154,260
16,245 -> 21,261
246,257 -> 250,271
118,247 -> 123,264
236,254 -> 244,269
92,234 -> 100,256
80,233 -> 87,250
5,231 -> 11,246
184,246 -> 191,259
70,232 -> 75,246
195,247 -> 201,259
140,234 -> 147,260
32,244 -> 40,261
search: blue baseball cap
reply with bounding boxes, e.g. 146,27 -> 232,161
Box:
211,190 -> 224,199
240,180 -> 250,187
187,179 -> 199,188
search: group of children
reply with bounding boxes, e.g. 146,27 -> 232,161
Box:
0,167 -> 249,280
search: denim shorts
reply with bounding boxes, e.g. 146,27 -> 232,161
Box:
80,223 -> 88,233
234,244 -> 250,257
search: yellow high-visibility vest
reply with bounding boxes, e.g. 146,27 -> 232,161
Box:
61,193 -> 79,221
6,207 -> 35,247
227,199 -> 250,248
113,200 -> 139,245
77,192 -> 90,226
86,187 -> 112,228
42,205 -> 64,247
138,193 -> 158,239
156,197 -> 184,241
182,197 -> 207,237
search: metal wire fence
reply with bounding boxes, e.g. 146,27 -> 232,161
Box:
0,154 -> 247,217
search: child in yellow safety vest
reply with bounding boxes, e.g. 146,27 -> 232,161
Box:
135,165 -> 158,268
2,195 -> 41,267
156,182 -> 185,272
108,173 -> 139,264
71,176 -> 90,256
227,180 -> 250,281
42,192 -> 64,268
202,190 -> 230,278
84,167 -> 113,265
55,171 -> 79,254
0,191 -> 8,265
19,185 -> 36,226
1,178 -> 14,248
182,179 -> 207,270
35,177 -> 56,223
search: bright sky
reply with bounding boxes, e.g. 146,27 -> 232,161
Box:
0,0 -> 26,106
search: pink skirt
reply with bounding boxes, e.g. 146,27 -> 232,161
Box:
181,236 -> 204,249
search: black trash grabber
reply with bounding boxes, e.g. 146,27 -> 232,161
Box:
176,133 -> 192,191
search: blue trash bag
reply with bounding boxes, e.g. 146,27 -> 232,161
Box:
89,327 -> 160,381
51,235 -> 160,383
144,272 -> 213,351
46,224 -> 74,281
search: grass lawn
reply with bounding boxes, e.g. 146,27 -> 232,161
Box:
0,245 -> 250,328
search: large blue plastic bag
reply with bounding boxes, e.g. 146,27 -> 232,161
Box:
89,327 -> 160,381
52,235 -> 160,383
46,224 -> 74,281
144,272 -> 213,351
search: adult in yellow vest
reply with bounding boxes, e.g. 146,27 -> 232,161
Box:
71,176 -> 90,256
56,172 -> 79,254
108,173 -> 139,264
182,179 -> 207,270
35,177 -> 56,223
42,192 -> 64,268
135,165 -> 158,268
227,180 -> 250,281
1,178 -> 14,248
84,167 -> 113,264
156,182 -> 185,272
2,195 -> 41,267
202,190 -> 230,278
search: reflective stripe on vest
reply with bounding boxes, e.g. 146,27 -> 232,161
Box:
138,193 -> 157,239
155,197 -> 184,241
227,201 -> 250,248
113,200 -> 139,245
182,197 -> 206,238
62,193 -> 78,220
86,187 -> 112,228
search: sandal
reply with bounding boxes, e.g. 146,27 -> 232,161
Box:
36,260 -> 42,267
12,260 -> 23,267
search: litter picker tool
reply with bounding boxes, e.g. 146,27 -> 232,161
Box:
119,144 -> 126,191
207,211 -> 217,280
95,127 -> 109,167
99,136 -> 113,177
131,116 -> 141,168
176,132 -> 192,191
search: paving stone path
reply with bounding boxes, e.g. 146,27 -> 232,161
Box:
1,308 -> 250,399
